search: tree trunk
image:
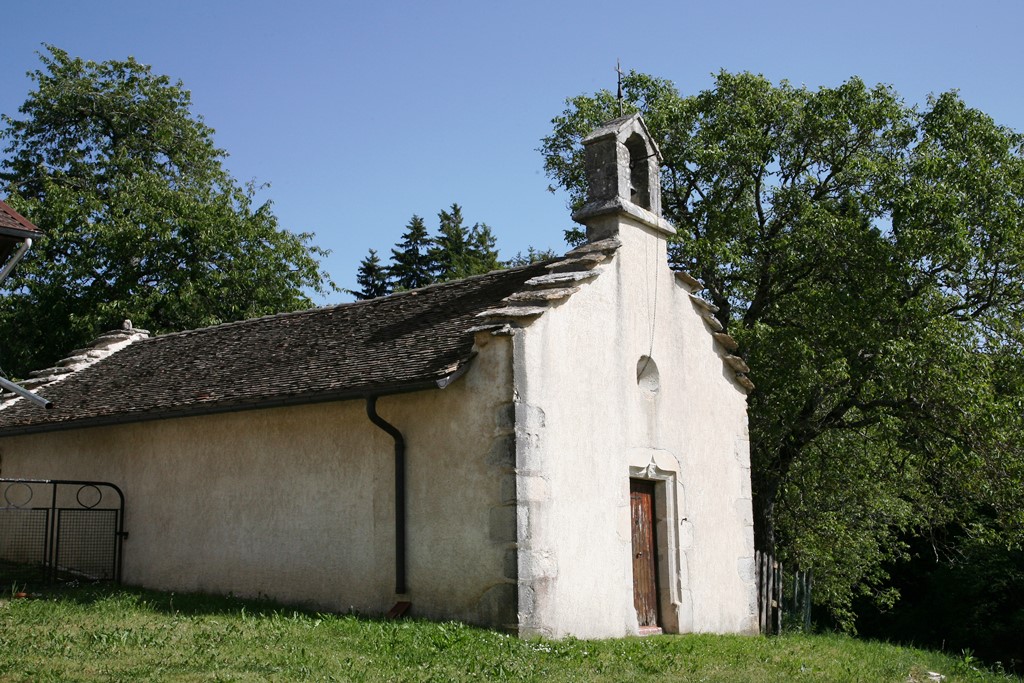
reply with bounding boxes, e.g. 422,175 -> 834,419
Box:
752,464 -> 780,556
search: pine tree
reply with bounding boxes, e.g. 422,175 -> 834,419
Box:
389,215 -> 433,290
467,222 -> 500,275
428,204 -> 502,282
429,204 -> 471,281
354,204 -> 506,296
349,249 -> 391,300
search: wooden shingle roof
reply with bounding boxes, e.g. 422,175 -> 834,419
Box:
0,200 -> 41,266
0,200 -> 40,239
0,261 -> 554,435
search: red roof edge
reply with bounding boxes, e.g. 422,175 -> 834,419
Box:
0,199 -> 42,236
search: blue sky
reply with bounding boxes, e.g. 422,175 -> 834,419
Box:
2,0 -> 1022,304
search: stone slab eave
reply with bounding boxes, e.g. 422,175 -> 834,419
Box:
571,198 -> 675,236
472,238 -> 623,333
678,270 -> 753,396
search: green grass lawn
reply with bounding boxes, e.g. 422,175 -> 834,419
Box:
0,580 -> 1017,682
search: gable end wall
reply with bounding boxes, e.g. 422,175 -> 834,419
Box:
514,216 -> 758,639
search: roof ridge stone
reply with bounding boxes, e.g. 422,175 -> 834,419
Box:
0,321 -> 150,410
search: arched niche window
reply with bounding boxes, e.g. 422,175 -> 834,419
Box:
625,133 -> 651,210
637,355 -> 660,396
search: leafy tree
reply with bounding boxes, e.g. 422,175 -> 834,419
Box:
389,215 -> 433,290
348,249 -> 391,300
0,46 -> 333,377
542,71 -> 1024,626
855,532 -> 1024,668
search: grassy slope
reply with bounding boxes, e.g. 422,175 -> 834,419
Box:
0,583 -> 1016,683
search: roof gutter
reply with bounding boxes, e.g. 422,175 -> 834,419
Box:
0,355 -> 479,437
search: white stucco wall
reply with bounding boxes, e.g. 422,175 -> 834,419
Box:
514,212 -> 758,639
0,334 -> 517,626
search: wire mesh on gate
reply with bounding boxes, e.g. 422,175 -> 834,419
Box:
0,478 -> 125,582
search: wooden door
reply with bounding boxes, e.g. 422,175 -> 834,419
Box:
630,479 -> 660,628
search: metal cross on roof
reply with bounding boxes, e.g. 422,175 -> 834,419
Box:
616,59 -> 625,116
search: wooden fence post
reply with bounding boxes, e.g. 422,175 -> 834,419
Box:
757,550 -> 766,634
804,568 -> 813,631
756,550 -> 788,635
775,559 -> 782,634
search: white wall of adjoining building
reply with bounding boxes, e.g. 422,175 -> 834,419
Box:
0,335 -> 517,626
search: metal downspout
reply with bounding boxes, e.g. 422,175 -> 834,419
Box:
0,238 -> 52,409
0,376 -> 52,409
0,237 -> 31,285
366,395 -> 407,594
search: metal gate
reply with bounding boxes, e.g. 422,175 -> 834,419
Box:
0,478 -> 126,582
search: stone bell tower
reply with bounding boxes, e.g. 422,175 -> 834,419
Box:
571,113 -> 675,243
